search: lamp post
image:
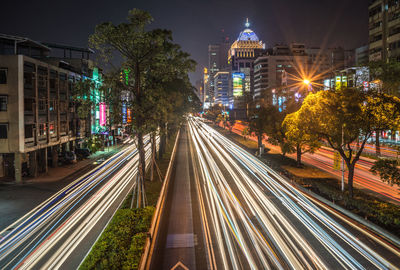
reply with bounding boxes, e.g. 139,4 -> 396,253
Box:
303,79 -> 312,92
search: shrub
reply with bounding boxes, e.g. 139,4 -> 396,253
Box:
80,206 -> 154,270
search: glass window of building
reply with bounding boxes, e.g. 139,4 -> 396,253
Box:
0,124 -> 7,138
0,95 -> 7,111
0,68 -> 7,84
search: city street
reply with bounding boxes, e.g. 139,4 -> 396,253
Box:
186,118 -> 400,269
0,136 -> 154,269
228,122 -> 400,204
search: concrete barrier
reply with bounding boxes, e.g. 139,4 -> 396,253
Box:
139,129 -> 181,270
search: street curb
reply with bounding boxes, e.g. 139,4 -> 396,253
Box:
290,178 -> 400,248
139,129 -> 181,270
212,124 -> 400,248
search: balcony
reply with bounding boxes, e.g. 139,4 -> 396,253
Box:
37,135 -> 47,143
369,39 -> 383,50
24,137 -> 35,147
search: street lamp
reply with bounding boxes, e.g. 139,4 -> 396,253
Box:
303,79 -> 312,92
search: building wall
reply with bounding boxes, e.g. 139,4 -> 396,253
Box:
213,71 -> 230,107
0,55 -> 23,153
0,55 -> 86,181
254,53 -> 308,102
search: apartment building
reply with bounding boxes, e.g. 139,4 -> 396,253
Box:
0,34 -> 99,182
369,0 -> 400,61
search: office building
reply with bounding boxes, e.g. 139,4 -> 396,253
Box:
253,43 -> 308,104
355,45 -> 369,66
228,19 -> 264,99
213,71 -> 231,108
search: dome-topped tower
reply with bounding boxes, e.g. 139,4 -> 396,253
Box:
228,18 -> 264,64
237,19 -> 259,41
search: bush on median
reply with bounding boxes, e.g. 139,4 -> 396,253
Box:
80,206 -> 154,270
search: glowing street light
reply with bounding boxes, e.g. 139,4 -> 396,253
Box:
303,79 -> 312,91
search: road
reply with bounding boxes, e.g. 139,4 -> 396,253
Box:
227,121 -> 400,204
149,125 -> 208,270
0,135 -> 155,270
186,118 -> 400,269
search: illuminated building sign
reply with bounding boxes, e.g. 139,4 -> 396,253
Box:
122,103 -> 127,124
232,72 -> 244,97
127,108 -> 132,123
99,102 -> 106,126
363,81 -> 369,91
335,76 -> 341,90
341,76 -> 347,88
324,79 -> 330,90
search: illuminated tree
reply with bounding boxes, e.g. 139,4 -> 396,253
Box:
283,112 -> 321,167
370,159 -> 400,186
295,87 -> 400,197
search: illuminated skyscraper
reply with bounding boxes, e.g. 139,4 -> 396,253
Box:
206,38 -> 231,107
228,18 -> 264,99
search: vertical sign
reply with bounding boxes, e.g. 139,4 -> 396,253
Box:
99,102 -> 106,126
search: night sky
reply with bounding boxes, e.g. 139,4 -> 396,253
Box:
1,0 -> 369,83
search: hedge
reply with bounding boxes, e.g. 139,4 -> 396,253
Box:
80,206 -> 154,270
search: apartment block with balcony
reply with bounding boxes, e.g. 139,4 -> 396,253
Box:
368,0 -> 400,61
0,54 -> 86,182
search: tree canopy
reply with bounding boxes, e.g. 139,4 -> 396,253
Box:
294,87 -> 400,197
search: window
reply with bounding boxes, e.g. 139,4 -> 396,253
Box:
0,124 -> 7,139
24,98 -> 34,112
39,123 -> 46,136
25,124 -> 33,138
49,122 -> 55,134
0,95 -> 7,111
0,68 -> 7,84
39,99 -> 46,112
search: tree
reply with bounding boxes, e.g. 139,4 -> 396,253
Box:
216,114 -> 224,126
248,106 -> 270,153
283,112 -> 321,167
242,126 -> 250,140
369,59 -> 400,96
90,9 -> 196,207
369,59 -> 400,155
370,159 -> 400,186
295,87 -> 400,197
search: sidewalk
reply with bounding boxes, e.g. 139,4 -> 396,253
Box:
1,145 -> 122,185
0,144 -> 124,231
27,145 -> 122,184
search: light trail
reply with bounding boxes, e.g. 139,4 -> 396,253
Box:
224,121 -> 400,203
188,118 -> 399,270
0,135 -> 158,269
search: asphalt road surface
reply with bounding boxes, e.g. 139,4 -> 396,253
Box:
185,118 -> 400,269
0,136 -> 155,269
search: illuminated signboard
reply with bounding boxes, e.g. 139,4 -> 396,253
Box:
122,103 -> 127,124
341,76 -> 347,88
335,76 -> 341,90
324,79 -> 330,90
99,102 -> 106,126
127,108 -> 132,123
232,72 -> 244,97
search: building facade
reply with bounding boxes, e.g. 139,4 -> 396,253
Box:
228,19 -> 264,99
0,54 -> 87,182
213,71 -> 231,108
0,34 -> 112,183
253,44 -> 308,104
206,41 -> 231,107
369,0 -> 400,61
